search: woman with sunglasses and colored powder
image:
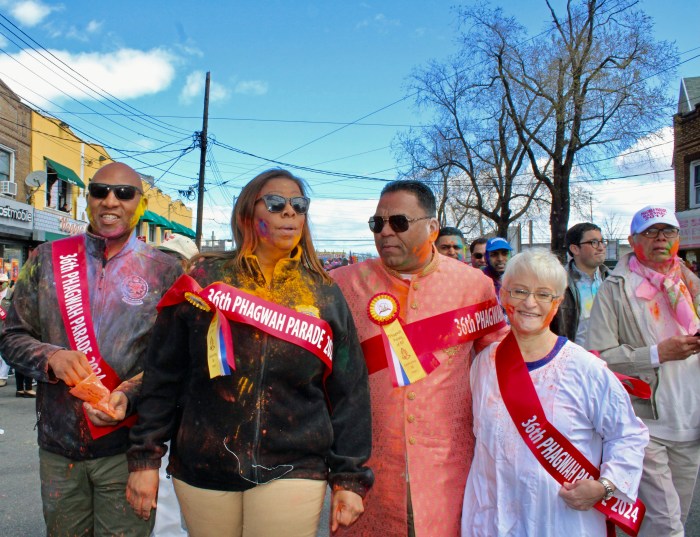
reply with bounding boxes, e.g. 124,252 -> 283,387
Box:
461,249 -> 648,536
126,169 -> 373,537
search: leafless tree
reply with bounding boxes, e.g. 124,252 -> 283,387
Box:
400,0 -> 677,256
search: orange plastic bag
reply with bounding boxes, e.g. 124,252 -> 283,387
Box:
69,373 -> 119,419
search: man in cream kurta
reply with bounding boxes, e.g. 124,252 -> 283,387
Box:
332,180 -> 506,537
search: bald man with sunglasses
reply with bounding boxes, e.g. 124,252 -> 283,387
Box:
331,180 -> 507,537
0,162 -> 183,537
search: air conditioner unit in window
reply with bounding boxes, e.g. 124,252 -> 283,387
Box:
0,181 -> 17,196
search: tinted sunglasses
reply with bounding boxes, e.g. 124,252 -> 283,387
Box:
368,215 -> 431,234
88,183 -> 142,201
255,194 -> 310,215
472,253 -> 484,259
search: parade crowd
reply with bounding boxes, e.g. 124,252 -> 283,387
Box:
0,162 -> 698,537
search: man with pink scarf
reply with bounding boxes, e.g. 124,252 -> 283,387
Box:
588,205 -> 700,537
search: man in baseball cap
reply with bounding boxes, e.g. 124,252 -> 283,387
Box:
484,237 -> 513,294
157,234 -> 199,268
588,205 -> 700,535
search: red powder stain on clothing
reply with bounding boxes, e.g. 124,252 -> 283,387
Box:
650,302 -> 661,320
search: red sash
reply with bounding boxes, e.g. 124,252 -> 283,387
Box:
52,235 -> 138,440
159,275 -> 334,372
495,332 -> 645,536
361,298 -> 505,375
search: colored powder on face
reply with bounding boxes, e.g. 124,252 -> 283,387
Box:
257,219 -> 270,238
669,241 -> 680,256
541,301 -> 559,329
128,197 -> 147,229
632,242 -> 646,261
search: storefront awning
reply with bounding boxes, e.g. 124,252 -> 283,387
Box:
44,157 -> 85,188
140,210 -> 174,229
170,220 -> 196,239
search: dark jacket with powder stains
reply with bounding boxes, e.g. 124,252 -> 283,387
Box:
0,231 -> 182,460
127,250 -> 374,497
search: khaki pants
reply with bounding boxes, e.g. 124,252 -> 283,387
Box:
638,436 -> 700,537
173,478 -> 327,537
39,448 -> 153,537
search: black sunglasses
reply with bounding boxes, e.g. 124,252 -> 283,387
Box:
88,183 -> 143,201
472,253 -> 484,259
368,215 -> 431,234
255,194 -> 310,215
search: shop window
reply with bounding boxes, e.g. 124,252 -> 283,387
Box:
45,169 -> 73,210
691,160 -> 700,209
0,147 -> 12,182
148,223 -> 156,243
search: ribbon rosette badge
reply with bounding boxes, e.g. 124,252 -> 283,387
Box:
185,291 -> 212,312
368,294 -> 399,325
367,293 -> 426,386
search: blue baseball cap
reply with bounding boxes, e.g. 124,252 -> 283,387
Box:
486,237 -> 513,252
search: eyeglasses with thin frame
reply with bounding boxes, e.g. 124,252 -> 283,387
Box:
507,288 -> 560,304
578,239 -> 608,249
368,215 -> 431,234
88,183 -> 143,201
639,227 -> 679,239
255,194 -> 310,215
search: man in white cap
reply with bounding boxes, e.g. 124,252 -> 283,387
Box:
588,205 -> 700,536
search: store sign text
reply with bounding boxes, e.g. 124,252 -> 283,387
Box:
0,205 -> 32,223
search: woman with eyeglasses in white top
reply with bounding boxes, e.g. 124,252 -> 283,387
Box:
461,248 -> 648,536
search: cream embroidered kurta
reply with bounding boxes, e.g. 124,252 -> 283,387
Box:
332,253 -> 506,537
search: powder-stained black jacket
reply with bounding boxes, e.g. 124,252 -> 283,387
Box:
0,232 -> 182,460
127,251 -> 374,497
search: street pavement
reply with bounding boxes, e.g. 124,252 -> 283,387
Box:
1,379 -> 698,536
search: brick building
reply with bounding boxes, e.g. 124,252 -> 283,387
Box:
674,76 -> 700,262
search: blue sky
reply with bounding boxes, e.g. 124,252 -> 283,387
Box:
0,0 -> 698,253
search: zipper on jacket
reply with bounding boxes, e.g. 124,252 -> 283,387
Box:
251,331 -> 269,484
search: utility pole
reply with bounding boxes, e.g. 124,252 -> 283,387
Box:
195,71 -> 210,250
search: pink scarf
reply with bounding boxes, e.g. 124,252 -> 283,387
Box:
628,255 -> 700,335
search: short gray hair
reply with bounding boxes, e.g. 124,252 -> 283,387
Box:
502,249 -> 567,296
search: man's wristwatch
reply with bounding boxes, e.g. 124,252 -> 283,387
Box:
598,477 -> 615,501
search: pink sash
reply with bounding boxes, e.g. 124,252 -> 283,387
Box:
360,298 -> 505,375
158,275 -> 334,372
495,332 -> 645,536
52,235 -> 137,440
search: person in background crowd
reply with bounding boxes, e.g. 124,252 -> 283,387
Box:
0,162 -> 183,537
0,273 -> 34,397
332,180 -> 507,537
462,249 -> 647,536
469,237 -> 488,269
435,226 -> 466,262
588,205 -> 700,536
127,169 -> 373,537
147,234 -> 200,537
158,234 -> 199,269
551,222 -> 609,344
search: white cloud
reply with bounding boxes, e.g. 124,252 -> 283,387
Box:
356,13 -> 401,32
0,48 -> 176,107
86,20 -> 102,34
9,0 -> 56,27
179,71 -> 231,104
234,80 -> 268,96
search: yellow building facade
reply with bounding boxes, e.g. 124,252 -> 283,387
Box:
30,111 -> 194,247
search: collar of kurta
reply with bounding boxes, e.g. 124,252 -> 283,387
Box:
377,245 -> 441,281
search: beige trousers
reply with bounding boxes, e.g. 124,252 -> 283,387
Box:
173,478 -> 327,537
637,436 -> 700,537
